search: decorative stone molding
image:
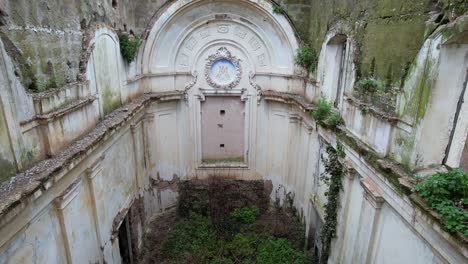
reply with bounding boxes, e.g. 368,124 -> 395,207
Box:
54,178 -> 83,210
184,71 -> 198,101
360,178 -> 384,209
249,71 -> 263,105
86,155 -> 105,180
344,161 -> 356,180
205,47 -> 242,89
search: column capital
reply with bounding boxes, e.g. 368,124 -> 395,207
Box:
360,178 -> 384,209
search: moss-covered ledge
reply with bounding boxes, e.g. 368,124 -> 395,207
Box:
0,91 -> 183,226
344,96 -> 400,124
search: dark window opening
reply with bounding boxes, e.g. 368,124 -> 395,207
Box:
112,0 -> 118,8
118,215 -> 133,264
217,124 -> 223,128
220,110 -> 226,115
220,144 -> 225,148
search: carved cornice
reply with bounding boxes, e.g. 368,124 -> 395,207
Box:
360,178 -> 384,209
205,47 -> 242,89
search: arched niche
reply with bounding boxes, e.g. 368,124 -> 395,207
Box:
139,0 -> 300,93
317,29 -> 356,110
138,0 -> 300,169
86,28 -> 123,117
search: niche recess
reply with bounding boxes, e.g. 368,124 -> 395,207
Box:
322,34 -> 348,108
201,96 -> 245,163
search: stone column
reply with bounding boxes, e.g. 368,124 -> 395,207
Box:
331,162 -> 356,263
142,111 -> 155,171
55,176 -> 101,263
85,155 -> 105,254
353,178 -> 384,263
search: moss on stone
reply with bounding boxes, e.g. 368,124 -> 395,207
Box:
0,156 -> 16,183
102,86 -> 121,115
360,18 -> 427,83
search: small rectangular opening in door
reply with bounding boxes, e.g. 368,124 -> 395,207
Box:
220,110 -> 226,115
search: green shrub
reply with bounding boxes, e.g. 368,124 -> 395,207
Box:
355,78 -> 379,94
415,169 -> 468,235
312,97 -> 343,129
161,215 -> 217,260
295,47 -> 318,73
119,33 -> 140,63
313,97 -> 332,123
226,233 -> 260,260
327,113 -> 342,128
256,237 -> 306,264
230,206 -> 261,224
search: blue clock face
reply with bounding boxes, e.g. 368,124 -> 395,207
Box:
210,59 -> 236,86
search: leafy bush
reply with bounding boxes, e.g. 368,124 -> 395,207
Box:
355,78 -> 378,94
295,47 -> 318,73
312,97 -> 343,129
158,207 -> 310,263
230,206 -> 261,224
256,237 -> 306,264
354,77 -> 398,113
415,169 -> 468,235
119,33 -> 140,63
313,97 -> 332,123
161,215 -> 217,260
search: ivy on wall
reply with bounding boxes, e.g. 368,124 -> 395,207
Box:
319,143 -> 346,264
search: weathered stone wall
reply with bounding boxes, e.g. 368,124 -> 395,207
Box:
1,0 -> 459,92
0,0 -> 466,263
0,0 -> 167,92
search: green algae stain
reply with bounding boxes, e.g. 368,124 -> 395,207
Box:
102,86 -> 121,115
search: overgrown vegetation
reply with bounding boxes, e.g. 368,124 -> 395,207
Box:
119,33 -> 140,63
415,169 -> 468,235
353,77 -> 398,113
139,180 -> 316,263
295,47 -> 318,73
312,97 -> 343,129
230,206 -> 261,225
319,144 -> 346,264
144,206 -> 310,264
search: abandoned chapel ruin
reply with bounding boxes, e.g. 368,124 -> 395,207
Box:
0,0 -> 467,263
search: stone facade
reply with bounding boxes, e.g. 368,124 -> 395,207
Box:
0,0 -> 466,263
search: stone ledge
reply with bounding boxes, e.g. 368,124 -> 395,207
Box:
262,90 -> 314,112
0,91 -> 183,226
345,96 -> 400,124
19,96 -> 97,133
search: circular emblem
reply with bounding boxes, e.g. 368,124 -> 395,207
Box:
205,47 -> 242,89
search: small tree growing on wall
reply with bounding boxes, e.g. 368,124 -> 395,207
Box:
295,46 -> 318,73
119,32 -> 140,64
